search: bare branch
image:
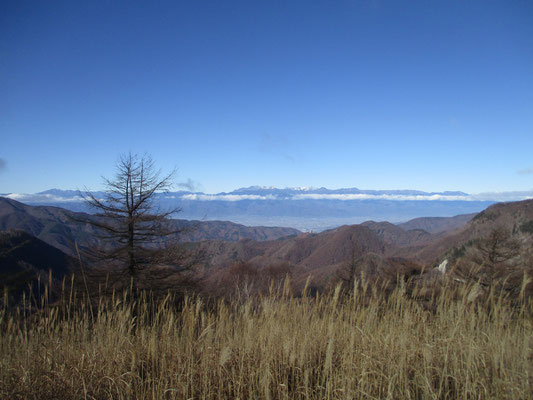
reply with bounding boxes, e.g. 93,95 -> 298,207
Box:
80,152 -> 191,290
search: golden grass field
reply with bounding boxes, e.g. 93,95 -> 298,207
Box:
1,278 -> 532,399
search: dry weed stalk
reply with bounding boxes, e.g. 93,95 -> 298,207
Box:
1,276 -> 532,399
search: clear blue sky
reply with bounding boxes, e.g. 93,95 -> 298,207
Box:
1,0 -> 532,194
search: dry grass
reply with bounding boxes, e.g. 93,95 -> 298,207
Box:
1,278 -> 532,399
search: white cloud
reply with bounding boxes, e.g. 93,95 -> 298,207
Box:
178,192 -> 527,202
5,193 -> 84,202
178,191 -> 533,202
5,193 -> 29,201
470,191 -> 533,202
6,189 -> 533,204
292,193 -> 473,201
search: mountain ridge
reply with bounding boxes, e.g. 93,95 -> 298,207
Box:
0,197 -> 300,257
2,196 -> 533,293
3,187 -> 499,231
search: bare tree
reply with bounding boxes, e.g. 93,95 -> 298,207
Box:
475,227 -> 520,289
453,227 -> 522,293
337,246 -> 361,290
82,153 -> 185,288
476,228 -> 520,268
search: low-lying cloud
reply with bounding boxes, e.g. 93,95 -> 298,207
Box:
5,189 -> 533,204
5,193 -> 84,202
292,193 -> 473,201
469,191 -> 533,202
182,192 -> 533,202
181,192 -> 533,202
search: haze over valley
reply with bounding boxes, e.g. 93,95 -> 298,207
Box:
3,185 -> 525,231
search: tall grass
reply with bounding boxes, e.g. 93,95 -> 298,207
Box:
1,278 -> 532,399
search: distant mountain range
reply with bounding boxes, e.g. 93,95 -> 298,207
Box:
4,186 -> 525,231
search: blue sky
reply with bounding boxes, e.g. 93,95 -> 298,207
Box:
1,0 -> 532,195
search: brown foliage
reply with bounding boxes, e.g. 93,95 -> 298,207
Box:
215,261 -> 293,299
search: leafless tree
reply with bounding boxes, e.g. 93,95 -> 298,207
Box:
81,153 -> 189,289
453,227 -> 522,293
476,228 -> 520,268
337,247 -> 361,290
475,227 -> 520,288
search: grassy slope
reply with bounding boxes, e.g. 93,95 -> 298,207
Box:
1,281 -> 532,399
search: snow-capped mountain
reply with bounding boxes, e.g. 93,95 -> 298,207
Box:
3,186 -> 532,231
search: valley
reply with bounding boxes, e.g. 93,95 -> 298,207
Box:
3,187 -> 498,231
2,194 -> 532,297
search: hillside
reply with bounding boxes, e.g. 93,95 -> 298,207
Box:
397,213 -> 476,234
410,199 -> 533,264
193,223 -> 414,290
0,230 -> 76,301
193,199 -> 533,290
0,197 -> 102,256
0,197 -> 300,257
361,220 -> 433,248
0,230 -> 75,276
3,195 -> 532,293
194,224 -> 385,270
170,219 -> 299,242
